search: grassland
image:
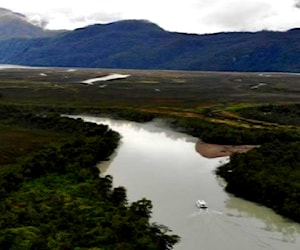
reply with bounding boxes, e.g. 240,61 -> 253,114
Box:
1,67 -> 299,147
0,68 -> 299,107
0,67 -> 299,129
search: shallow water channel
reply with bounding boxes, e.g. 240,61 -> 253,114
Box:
79,116 -> 300,250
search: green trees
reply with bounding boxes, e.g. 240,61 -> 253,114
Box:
239,104 -> 300,126
0,106 -> 179,249
217,141 -> 300,222
171,117 -> 299,145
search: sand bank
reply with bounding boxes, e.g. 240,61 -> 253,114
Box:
196,140 -> 257,158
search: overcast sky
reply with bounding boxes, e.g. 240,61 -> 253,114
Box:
1,0 -> 300,34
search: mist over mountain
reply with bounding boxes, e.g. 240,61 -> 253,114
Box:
0,9 -> 299,72
0,8 -> 65,40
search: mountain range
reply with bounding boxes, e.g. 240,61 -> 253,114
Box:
0,8 -> 299,72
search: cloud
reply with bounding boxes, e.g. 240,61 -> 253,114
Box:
26,9 -> 122,30
1,0 -> 300,33
26,14 -> 49,28
193,0 -> 275,33
70,11 -> 122,25
188,0 -> 300,33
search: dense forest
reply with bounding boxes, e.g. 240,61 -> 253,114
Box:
217,141 -> 300,222
0,105 -> 179,249
239,104 -> 300,126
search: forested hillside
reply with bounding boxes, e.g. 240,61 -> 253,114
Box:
0,19 -> 299,72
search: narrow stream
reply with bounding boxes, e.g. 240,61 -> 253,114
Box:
79,116 -> 300,250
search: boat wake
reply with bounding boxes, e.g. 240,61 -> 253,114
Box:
189,209 -> 224,218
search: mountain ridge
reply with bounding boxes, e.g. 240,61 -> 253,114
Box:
0,10 -> 299,72
0,8 -> 65,40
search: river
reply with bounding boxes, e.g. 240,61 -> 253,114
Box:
79,116 -> 300,250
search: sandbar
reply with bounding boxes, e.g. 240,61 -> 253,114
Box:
196,140 -> 257,158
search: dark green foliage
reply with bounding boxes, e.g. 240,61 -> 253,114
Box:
0,173 -> 179,249
112,109 -> 155,122
217,141 -> 300,222
0,20 -> 299,72
170,117 -> 300,145
0,105 -> 113,137
0,106 -> 179,249
239,104 -> 300,126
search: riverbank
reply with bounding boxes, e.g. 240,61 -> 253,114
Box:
216,141 -> 300,223
196,140 -> 257,158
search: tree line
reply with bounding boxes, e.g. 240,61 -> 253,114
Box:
239,104 -> 300,126
169,116 -> 300,145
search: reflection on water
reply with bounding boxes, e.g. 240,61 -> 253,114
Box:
225,196 -> 300,244
77,116 -> 300,250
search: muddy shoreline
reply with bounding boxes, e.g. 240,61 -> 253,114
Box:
196,140 -> 257,158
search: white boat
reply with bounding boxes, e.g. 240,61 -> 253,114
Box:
196,199 -> 207,209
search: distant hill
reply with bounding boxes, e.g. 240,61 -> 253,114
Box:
0,17 -> 299,72
0,8 -> 64,40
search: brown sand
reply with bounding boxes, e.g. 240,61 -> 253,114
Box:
196,140 -> 257,158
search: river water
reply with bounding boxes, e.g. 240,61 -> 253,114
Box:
79,116 -> 300,250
